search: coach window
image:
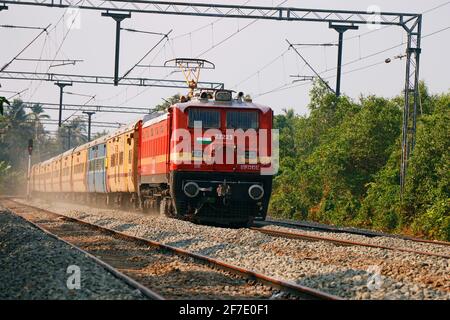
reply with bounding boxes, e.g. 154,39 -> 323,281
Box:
188,108 -> 220,128
226,111 -> 259,130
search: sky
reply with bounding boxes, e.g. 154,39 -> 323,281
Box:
1,0 -> 449,136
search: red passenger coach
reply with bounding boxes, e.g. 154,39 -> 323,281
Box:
140,113 -> 170,183
138,89 -> 275,226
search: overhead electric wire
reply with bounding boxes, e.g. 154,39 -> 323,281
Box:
321,25 -> 450,76
423,25 -> 450,37
121,27 -> 168,37
231,48 -> 289,89
44,4 -> 83,71
286,39 -> 335,93
253,25 -> 450,98
422,1 -> 450,13
121,30 -> 173,80
96,38 -> 172,105
26,33 -> 48,101
170,0 -> 253,41
16,58 -> 83,63
9,0 -> 447,110
195,19 -> 258,58
114,40 -> 177,106
0,24 -> 51,72
64,91 -> 95,98
194,0 -> 288,58
61,94 -> 96,125
26,1 -> 85,101
7,88 -> 28,99
233,1 -> 449,91
0,24 -> 48,31
0,89 -> 19,94
321,1 -> 450,44
250,24 -> 450,96
291,43 -> 338,47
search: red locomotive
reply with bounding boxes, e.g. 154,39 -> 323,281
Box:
139,89 -> 275,225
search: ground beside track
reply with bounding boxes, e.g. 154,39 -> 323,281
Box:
0,207 -> 147,300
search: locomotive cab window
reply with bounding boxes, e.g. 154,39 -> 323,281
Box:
226,111 -> 259,130
188,108 -> 220,128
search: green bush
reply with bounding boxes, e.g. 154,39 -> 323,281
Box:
0,161 -> 26,195
270,81 -> 449,240
411,199 -> 450,241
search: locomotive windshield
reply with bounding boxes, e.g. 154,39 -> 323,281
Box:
226,111 -> 259,130
188,108 -> 220,128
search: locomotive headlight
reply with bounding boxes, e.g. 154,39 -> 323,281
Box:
184,182 -> 200,198
215,90 -> 232,102
248,184 -> 264,200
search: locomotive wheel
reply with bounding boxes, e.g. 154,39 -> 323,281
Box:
160,197 -> 175,217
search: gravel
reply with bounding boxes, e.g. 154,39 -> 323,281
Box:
0,207 -> 147,300
6,203 -> 281,300
258,223 -> 450,257
17,198 -> 450,300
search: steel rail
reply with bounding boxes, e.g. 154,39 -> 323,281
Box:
261,218 -> 450,247
250,227 -> 450,259
4,199 -> 341,300
2,204 -> 165,300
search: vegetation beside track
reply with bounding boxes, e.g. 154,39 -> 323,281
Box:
270,81 -> 449,241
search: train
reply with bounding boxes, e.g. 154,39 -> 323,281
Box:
30,89 -> 275,226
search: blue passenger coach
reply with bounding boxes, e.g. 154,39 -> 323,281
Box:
87,140 -> 108,193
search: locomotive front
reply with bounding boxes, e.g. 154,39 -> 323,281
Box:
168,90 -> 276,226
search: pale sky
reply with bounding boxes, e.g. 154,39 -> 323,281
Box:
1,0 -> 449,136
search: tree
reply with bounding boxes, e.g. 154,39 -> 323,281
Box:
92,129 -> 110,140
57,116 -> 88,151
0,99 -> 34,169
271,81 -> 448,240
154,94 -> 181,111
27,103 -> 50,161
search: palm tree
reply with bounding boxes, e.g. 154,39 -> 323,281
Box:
69,117 -> 88,146
5,99 -> 30,126
0,99 -> 34,168
58,116 -> 88,151
29,104 -> 50,123
28,103 -> 50,161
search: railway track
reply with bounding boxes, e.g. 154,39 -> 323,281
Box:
250,226 -> 450,259
262,218 -> 450,247
1,198 -> 340,300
